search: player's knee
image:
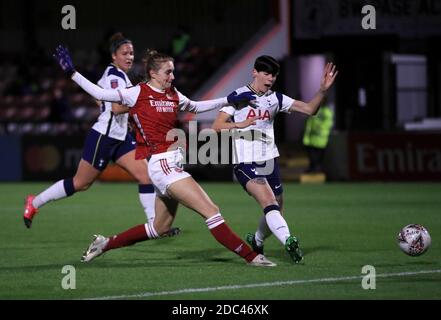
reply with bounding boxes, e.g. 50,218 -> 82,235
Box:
134,172 -> 150,184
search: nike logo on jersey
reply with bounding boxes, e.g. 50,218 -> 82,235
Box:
274,184 -> 282,189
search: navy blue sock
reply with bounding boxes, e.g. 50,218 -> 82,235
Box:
264,204 -> 280,215
139,184 -> 155,194
63,178 -> 76,197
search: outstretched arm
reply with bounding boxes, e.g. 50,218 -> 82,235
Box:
290,62 -> 338,115
71,72 -> 124,103
180,91 -> 256,113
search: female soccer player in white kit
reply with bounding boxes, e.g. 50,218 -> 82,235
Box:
212,55 -> 338,263
23,33 -> 167,232
53,45 -> 276,267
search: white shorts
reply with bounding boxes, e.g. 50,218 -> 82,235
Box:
148,149 -> 191,197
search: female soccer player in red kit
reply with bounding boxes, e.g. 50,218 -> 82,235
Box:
53,45 -> 275,267
23,34 -> 159,227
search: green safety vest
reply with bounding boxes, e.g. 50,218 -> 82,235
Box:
172,34 -> 190,56
303,106 -> 334,149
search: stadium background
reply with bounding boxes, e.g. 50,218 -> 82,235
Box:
2,0 -> 440,183
1,0 -> 441,302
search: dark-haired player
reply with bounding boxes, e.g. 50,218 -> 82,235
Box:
212,55 -> 338,263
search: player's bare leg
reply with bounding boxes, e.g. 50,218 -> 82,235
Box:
275,194 -> 284,213
153,196 -> 180,237
243,179 -> 275,254
81,197 -> 178,262
72,160 -> 101,191
118,154 -> 153,219
166,177 -> 219,219
24,160 -> 100,228
166,177 -> 275,267
117,153 -> 180,237
116,153 -> 154,220
245,179 -> 303,263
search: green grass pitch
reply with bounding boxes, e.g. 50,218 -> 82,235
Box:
1,182 -> 440,300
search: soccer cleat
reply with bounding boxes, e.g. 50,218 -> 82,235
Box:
248,254 -> 277,267
285,235 -> 304,264
246,232 -> 264,255
161,227 -> 181,238
81,235 -> 109,262
23,195 -> 38,229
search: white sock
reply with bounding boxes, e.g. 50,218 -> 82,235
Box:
205,213 -> 224,229
255,215 -> 272,247
33,180 -> 67,209
144,222 -> 159,239
265,210 -> 291,245
139,192 -> 156,223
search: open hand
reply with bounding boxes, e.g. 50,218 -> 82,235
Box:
236,116 -> 261,129
320,62 -> 338,92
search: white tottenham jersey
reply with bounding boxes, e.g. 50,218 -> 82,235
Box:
92,64 -> 133,140
220,85 -> 294,164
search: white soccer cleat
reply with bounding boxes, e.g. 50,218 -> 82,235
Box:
81,234 -> 109,262
248,254 -> 277,267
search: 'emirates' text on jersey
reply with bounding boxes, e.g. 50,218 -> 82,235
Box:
220,85 -> 295,164
123,83 -> 193,159
93,64 -> 132,140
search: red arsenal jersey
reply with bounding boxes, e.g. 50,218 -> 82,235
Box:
129,83 -> 182,159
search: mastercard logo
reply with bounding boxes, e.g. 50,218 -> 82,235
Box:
25,145 -> 61,172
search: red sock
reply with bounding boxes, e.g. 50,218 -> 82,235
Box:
207,214 -> 257,262
104,224 -> 150,251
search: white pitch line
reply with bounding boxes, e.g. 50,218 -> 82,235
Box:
88,269 -> 441,300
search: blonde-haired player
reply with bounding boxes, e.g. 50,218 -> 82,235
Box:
24,34 -> 178,237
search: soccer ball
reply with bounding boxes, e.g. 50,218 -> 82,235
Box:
397,224 -> 431,256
